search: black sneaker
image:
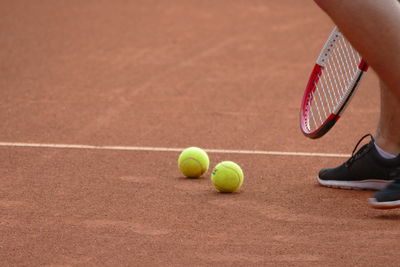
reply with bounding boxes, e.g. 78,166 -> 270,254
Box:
317,134 -> 400,190
369,176 -> 400,209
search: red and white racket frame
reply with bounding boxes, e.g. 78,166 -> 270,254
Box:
300,27 -> 369,139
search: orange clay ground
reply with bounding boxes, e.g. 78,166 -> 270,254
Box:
1,1 -> 399,266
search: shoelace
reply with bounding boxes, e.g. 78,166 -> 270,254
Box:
345,134 -> 374,167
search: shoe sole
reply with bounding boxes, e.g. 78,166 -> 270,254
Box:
317,176 -> 392,191
368,198 -> 400,209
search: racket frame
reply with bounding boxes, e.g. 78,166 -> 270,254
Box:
300,27 -> 369,139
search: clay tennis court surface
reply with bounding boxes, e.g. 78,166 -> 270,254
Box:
1,1 -> 399,266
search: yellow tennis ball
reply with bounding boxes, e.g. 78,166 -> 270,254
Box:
211,161 -> 244,193
178,147 -> 210,178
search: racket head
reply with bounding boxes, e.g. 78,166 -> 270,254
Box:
300,27 -> 368,139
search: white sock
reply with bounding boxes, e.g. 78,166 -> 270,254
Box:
374,143 -> 397,159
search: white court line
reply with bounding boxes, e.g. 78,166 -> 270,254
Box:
0,142 -> 350,158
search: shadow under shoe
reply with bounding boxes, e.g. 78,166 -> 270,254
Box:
317,134 -> 400,190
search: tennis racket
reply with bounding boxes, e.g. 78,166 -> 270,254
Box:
300,26 -> 369,139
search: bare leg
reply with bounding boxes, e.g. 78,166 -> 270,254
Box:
314,0 -> 400,154
376,80 -> 400,155
313,0 -> 400,100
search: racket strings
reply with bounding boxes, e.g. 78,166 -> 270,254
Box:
307,35 -> 361,131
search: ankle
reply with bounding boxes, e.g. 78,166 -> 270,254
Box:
374,136 -> 400,156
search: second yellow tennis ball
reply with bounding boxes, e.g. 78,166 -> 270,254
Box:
211,161 -> 244,193
178,147 -> 210,178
